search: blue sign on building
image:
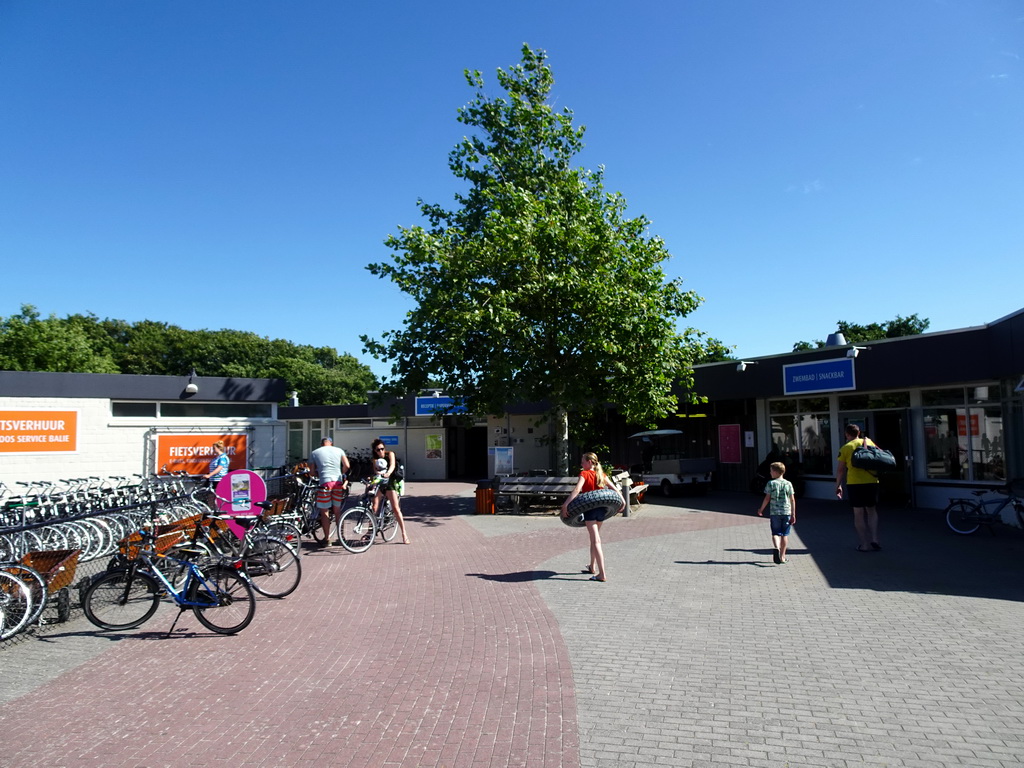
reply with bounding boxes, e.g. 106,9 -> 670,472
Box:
378,435 -> 399,446
414,396 -> 468,416
783,358 -> 856,395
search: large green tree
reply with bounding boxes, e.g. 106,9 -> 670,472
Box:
792,315 -> 930,351
362,45 -> 715,470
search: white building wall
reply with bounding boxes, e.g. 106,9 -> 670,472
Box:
487,414 -> 553,474
0,395 -> 286,487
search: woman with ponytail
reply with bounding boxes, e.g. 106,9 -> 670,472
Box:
561,452 -> 625,582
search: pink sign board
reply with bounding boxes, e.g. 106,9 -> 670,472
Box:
718,424 -> 742,464
214,470 -> 268,539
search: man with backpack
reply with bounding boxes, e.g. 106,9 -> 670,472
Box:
835,424 -> 881,552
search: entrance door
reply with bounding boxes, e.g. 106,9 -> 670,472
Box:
842,412 -> 910,507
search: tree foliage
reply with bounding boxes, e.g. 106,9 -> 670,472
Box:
0,305 -> 376,404
792,315 -> 930,351
362,44 -> 715,468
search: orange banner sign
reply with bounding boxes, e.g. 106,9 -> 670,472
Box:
156,434 -> 248,475
0,411 -> 78,453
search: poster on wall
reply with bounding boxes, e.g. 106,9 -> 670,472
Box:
0,410 -> 78,454
156,434 -> 248,475
425,433 -> 443,460
493,446 -> 514,475
718,424 -> 742,464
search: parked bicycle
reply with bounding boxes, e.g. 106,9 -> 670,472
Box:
336,477 -> 398,554
944,480 -> 1024,535
83,530 -> 256,635
165,482 -> 302,599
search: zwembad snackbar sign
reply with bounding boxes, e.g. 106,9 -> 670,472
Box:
783,358 -> 856,395
0,411 -> 78,453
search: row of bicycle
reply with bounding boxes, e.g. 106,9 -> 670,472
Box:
1,471 -> 401,641
0,473 -> 306,641
0,473 -> 214,563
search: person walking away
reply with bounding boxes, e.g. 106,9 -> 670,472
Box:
561,452 -> 626,583
309,437 -> 350,547
756,461 -> 796,563
835,424 -> 881,552
371,438 -> 410,544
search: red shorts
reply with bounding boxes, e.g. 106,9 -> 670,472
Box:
316,481 -> 346,509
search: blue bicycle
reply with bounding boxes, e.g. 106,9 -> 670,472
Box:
82,531 -> 255,634
944,480 -> 1024,536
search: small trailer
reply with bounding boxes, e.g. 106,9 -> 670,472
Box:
630,429 -> 715,496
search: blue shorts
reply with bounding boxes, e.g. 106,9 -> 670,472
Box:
770,515 -> 792,537
583,507 -> 610,523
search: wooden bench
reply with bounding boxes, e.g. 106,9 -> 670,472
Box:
495,471 -> 644,515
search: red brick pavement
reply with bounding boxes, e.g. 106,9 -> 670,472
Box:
0,483 -> 754,768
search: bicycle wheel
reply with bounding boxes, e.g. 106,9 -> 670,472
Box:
244,536 -> 302,598
190,566 -> 255,634
377,501 -> 398,542
945,500 -> 981,535
158,541 -> 215,590
0,570 -> 33,640
310,509 -> 331,544
265,519 -> 302,555
338,506 -> 377,553
4,563 -> 47,627
82,569 -> 161,631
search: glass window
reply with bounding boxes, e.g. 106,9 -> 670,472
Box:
160,403 -> 272,418
111,402 -> 156,417
768,402 -> 832,475
769,400 -> 796,415
970,406 -> 1004,481
839,392 -> 910,410
797,412 -> 832,475
921,384 -> 1002,482
310,420 -> 323,448
922,388 -> 965,407
288,422 -> 305,464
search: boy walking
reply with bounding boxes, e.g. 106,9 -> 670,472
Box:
756,462 -> 796,564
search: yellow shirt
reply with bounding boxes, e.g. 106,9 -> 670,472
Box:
838,438 -> 881,485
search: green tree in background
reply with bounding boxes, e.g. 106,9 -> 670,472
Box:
362,45 -> 716,471
0,306 -> 118,373
792,315 -> 930,351
0,305 -> 376,405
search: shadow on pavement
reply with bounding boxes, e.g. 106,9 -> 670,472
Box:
668,491 -> 1024,603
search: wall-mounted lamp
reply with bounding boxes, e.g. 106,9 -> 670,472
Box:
184,368 -> 199,395
846,346 -> 867,358
736,361 -> 759,372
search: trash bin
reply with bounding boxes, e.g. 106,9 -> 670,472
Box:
475,479 -> 495,514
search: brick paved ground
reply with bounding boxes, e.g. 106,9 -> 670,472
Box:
2,483 -> 1023,768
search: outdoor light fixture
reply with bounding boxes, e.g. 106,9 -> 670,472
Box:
847,346 -> 867,358
736,361 -> 758,372
184,368 -> 199,395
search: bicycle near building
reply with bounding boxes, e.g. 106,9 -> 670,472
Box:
335,476 -> 399,554
82,529 -> 256,635
161,480 -> 303,599
944,479 -> 1024,535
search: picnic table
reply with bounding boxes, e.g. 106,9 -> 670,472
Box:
493,471 -> 644,516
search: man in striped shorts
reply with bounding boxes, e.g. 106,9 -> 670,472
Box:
309,437 -> 350,547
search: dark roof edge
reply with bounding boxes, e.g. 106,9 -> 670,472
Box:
0,370 -> 287,402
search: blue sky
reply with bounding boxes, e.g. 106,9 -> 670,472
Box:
2,1 -> 1022,380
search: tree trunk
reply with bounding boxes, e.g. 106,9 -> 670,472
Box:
554,407 -> 570,475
